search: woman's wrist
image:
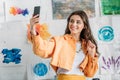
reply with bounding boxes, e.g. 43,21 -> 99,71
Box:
30,29 -> 37,36
88,52 -> 95,58
30,25 -> 33,31
30,25 -> 37,35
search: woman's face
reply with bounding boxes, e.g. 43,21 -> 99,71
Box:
68,15 -> 84,35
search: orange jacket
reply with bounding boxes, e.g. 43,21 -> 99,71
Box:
31,34 -> 98,77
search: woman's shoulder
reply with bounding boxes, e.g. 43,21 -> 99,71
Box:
50,34 -> 71,41
51,34 -> 68,38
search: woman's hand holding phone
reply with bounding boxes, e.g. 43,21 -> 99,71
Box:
30,15 -> 39,28
30,6 -> 40,35
30,15 -> 39,35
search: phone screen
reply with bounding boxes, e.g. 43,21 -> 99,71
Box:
33,6 -> 40,17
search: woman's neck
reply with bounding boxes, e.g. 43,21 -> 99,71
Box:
70,33 -> 80,42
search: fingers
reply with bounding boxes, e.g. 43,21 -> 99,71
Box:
33,14 -> 39,18
87,40 -> 96,57
88,40 -> 96,48
30,15 -> 39,27
31,18 -> 39,24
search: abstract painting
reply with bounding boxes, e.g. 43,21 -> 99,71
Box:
52,0 -> 95,19
98,26 -> 114,42
5,0 -> 41,21
101,0 -> 120,15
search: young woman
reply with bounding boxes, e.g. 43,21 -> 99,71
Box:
29,10 -> 99,80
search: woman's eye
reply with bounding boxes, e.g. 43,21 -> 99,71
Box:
77,21 -> 81,24
70,19 -> 74,23
69,19 -> 81,24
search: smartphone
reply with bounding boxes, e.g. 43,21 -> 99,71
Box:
33,6 -> 40,17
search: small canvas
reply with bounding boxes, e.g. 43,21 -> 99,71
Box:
27,57 -> 56,80
5,0 -> 41,22
101,0 -> 120,15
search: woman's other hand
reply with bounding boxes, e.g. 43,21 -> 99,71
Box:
87,40 -> 96,57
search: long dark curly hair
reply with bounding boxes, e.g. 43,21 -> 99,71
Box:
65,10 -> 99,55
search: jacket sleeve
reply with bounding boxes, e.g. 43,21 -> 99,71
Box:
31,35 -> 56,58
83,54 -> 98,77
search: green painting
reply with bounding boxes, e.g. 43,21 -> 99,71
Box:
101,0 -> 120,15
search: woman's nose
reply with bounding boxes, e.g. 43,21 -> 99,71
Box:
72,22 -> 77,26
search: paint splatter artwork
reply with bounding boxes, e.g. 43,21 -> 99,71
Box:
9,7 -> 29,16
98,26 -> 114,42
33,63 -> 48,76
1,48 -> 22,64
101,56 -> 120,74
27,23 -> 51,43
5,0 -> 41,21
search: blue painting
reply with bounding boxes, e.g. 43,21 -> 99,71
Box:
98,26 -> 114,42
33,63 -> 48,76
1,48 -> 22,64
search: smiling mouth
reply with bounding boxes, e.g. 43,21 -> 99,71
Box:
70,27 -> 77,30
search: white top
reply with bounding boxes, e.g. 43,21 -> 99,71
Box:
57,42 -> 85,75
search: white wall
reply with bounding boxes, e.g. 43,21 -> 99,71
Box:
0,0 -> 120,80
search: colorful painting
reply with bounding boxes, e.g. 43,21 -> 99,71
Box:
1,48 -> 22,64
5,0 -> 41,21
29,60 -> 56,80
98,26 -> 114,42
101,0 -> 120,15
9,7 -> 29,16
33,63 -> 48,76
27,23 -> 51,43
52,0 -> 95,19
101,55 -> 120,74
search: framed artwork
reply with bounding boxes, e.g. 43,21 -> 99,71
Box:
101,0 -> 120,15
52,0 -> 95,19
